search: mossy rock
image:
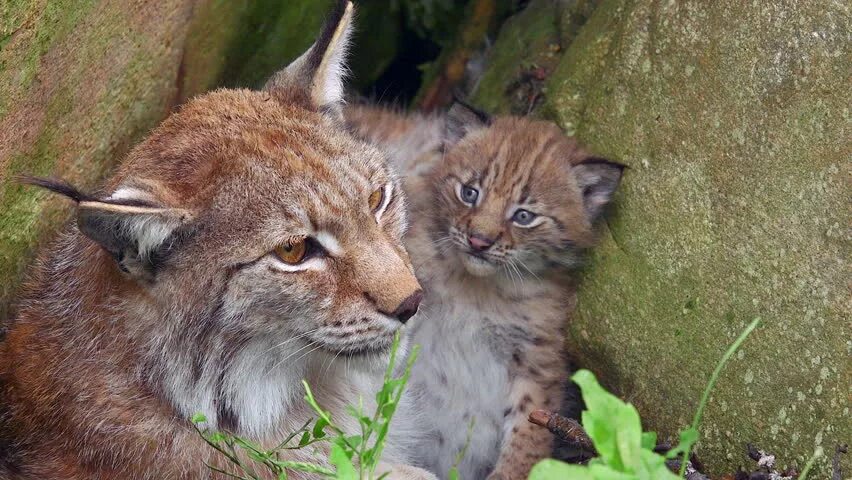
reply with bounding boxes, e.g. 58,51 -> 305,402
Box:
476,0 -> 849,476
0,0 -> 342,320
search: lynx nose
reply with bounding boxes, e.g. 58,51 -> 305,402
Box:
390,289 -> 423,324
468,233 -> 495,251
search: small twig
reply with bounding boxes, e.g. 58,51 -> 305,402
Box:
528,409 -> 595,453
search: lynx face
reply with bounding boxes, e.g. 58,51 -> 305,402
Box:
428,105 -> 623,278
146,90 -> 420,357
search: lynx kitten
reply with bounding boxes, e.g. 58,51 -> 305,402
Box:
347,102 -> 624,479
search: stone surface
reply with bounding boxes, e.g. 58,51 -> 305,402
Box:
474,0 -> 849,475
0,0 -> 335,319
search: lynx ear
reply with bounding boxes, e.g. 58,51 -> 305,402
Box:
264,0 -> 354,111
22,177 -> 191,278
572,158 -> 625,222
445,101 -> 492,146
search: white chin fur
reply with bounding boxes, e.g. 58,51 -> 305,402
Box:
461,253 -> 499,277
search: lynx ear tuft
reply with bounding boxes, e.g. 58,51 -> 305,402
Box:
572,158 -> 625,222
444,100 -> 492,146
22,176 -> 192,278
18,175 -> 93,203
264,0 -> 354,111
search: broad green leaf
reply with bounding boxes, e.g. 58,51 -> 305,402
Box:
613,403 -> 643,471
191,413 -> 207,424
640,432 -> 657,450
573,369 -> 645,471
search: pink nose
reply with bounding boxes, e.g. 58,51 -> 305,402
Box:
468,234 -> 495,251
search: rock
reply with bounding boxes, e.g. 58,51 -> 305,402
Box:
0,0 -> 335,319
474,0 -> 849,475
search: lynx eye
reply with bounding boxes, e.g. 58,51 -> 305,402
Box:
369,184 -> 393,220
368,187 -> 384,212
458,184 -> 479,206
512,209 -> 538,226
274,237 -> 307,264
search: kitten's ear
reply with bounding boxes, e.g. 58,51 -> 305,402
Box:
22,177 -> 192,278
264,0 -> 354,112
444,101 -> 492,146
572,158 -> 625,222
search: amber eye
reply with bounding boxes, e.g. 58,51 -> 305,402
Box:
368,187 -> 384,212
274,237 -> 307,264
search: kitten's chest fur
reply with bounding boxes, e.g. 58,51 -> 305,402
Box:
402,256 -> 567,479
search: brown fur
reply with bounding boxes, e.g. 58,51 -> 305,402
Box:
0,4 -> 434,479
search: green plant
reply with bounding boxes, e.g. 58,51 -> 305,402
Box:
448,418 -> 476,480
529,317 -> 761,480
192,332 -> 418,480
797,446 -> 824,480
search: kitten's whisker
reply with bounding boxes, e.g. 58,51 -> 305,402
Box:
506,258 -> 526,289
516,257 -> 541,282
502,261 -> 520,290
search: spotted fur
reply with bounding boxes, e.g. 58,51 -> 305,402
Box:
0,3 -> 435,479
346,102 -> 624,479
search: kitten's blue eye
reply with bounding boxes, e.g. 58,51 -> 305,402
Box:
512,209 -> 537,226
459,184 -> 479,205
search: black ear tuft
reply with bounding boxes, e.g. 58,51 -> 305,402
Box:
445,100 -> 492,146
572,158 -> 625,222
263,0 -> 354,110
304,0 -> 351,74
20,175 -> 192,279
17,176 -> 93,203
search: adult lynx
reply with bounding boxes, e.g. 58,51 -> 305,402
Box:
0,3 -> 431,479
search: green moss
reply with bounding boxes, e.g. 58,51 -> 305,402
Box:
0,0 -> 97,116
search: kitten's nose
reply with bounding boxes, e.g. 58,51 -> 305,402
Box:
391,289 -> 423,324
468,233 -> 495,251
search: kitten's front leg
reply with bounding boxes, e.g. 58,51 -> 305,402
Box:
487,374 -> 562,480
